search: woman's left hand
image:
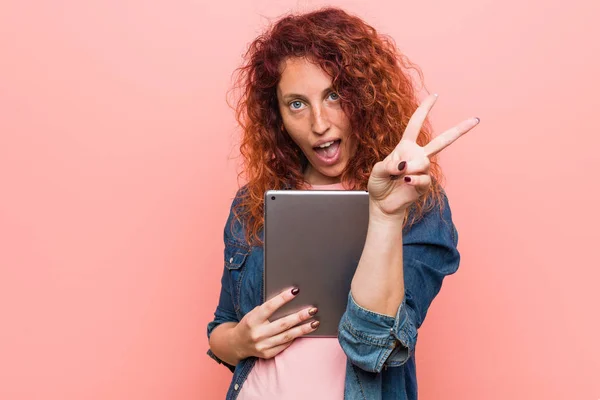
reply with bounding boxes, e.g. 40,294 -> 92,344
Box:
368,93 -> 479,219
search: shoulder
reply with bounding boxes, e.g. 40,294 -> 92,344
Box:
228,184 -> 249,208
224,184 -> 251,247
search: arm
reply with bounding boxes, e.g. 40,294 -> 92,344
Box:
209,322 -> 241,366
206,192 -> 246,372
206,255 -> 242,371
350,203 -> 406,318
338,94 -> 476,372
206,259 -> 241,372
207,188 -> 320,370
338,192 -> 460,373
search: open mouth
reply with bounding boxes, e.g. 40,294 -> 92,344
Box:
313,139 -> 342,165
314,139 -> 341,158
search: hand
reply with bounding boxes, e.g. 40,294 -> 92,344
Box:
232,287 -> 319,360
368,94 -> 479,218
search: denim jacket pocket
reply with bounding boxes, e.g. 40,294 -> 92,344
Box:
225,241 -> 250,269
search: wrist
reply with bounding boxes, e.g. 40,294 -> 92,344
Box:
229,323 -> 246,363
368,201 -> 408,226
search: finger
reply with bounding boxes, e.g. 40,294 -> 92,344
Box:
258,287 -> 299,321
402,93 -> 438,143
265,306 -> 318,337
424,117 -> 480,157
403,174 -> 432,195
370,158 -> 393,180
389,157 -> 430,180
267,320 -> 320,348
260,339 -> 294,359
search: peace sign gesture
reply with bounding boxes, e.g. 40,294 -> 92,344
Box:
368,94 -> 480,219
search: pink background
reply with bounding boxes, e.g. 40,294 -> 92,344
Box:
1,0 -> 598,399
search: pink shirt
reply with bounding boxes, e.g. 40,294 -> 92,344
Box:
238,182 -> 348,400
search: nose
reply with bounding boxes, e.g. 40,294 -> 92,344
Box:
311,104 -> 331,135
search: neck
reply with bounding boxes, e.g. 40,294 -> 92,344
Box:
304,165 -> 341,186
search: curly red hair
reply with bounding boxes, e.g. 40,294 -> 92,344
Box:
230,7 -> 445,246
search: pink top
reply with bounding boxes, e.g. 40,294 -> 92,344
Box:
238,182 -> 348,400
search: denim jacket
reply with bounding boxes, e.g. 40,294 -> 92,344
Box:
207,186 -> 460,399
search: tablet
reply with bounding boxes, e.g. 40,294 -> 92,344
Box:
263,189 -> 369,337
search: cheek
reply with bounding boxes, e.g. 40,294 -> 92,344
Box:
283,119 -> 310,147
336,114 -> 356,156
283,129 -> 306,154
332,109 -> 351,133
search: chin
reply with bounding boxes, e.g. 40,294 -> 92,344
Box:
317,164 -> 346,179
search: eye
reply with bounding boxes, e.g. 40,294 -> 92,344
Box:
328,92 -> 340,101
289,100 -> 305,110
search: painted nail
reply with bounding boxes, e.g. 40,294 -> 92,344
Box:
398,161 -> 406,171
308,307 -> 318,316
310,321 -> 320,329
404,176 -> 412,183
291,287 -> 299,295
390,175 -> 399,180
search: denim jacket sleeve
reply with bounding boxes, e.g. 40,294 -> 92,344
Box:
206,188 -> 247,373
337,190 -> 460,373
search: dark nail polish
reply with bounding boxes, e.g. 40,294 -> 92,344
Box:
291,287 -> 299,295
311,321 -> 320,329
404,176 -> 411,183
398,161 -> 406,171
308,307 -> 318,316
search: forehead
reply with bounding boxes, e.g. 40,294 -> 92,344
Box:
277,57 -> 333,95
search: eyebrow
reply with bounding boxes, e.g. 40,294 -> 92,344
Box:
281,86 -> 335,102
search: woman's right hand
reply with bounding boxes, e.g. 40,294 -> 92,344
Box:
232,287 -> 319,360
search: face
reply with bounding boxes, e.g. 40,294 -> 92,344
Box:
276,57 -> 356,185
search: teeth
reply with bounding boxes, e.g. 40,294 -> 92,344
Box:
318,140 -> 335,148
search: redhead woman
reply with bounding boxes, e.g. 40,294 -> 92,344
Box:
206,7 -> 479,400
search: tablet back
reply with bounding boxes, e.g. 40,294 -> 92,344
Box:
264,189 -> 369,337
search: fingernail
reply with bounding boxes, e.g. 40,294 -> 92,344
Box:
390,175 -> 399,180
434,93 -> 438,97
308,307 -> 318,316
404,176 -> 412,183
291,288 -> 299,295
310,321 -> 320,329
398,161 -> 406,171
475,117 -> 480,123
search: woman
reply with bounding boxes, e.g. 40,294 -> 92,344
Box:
206,7 -> 478,400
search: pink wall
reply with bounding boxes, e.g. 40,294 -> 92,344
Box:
1,0 -> 598,399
